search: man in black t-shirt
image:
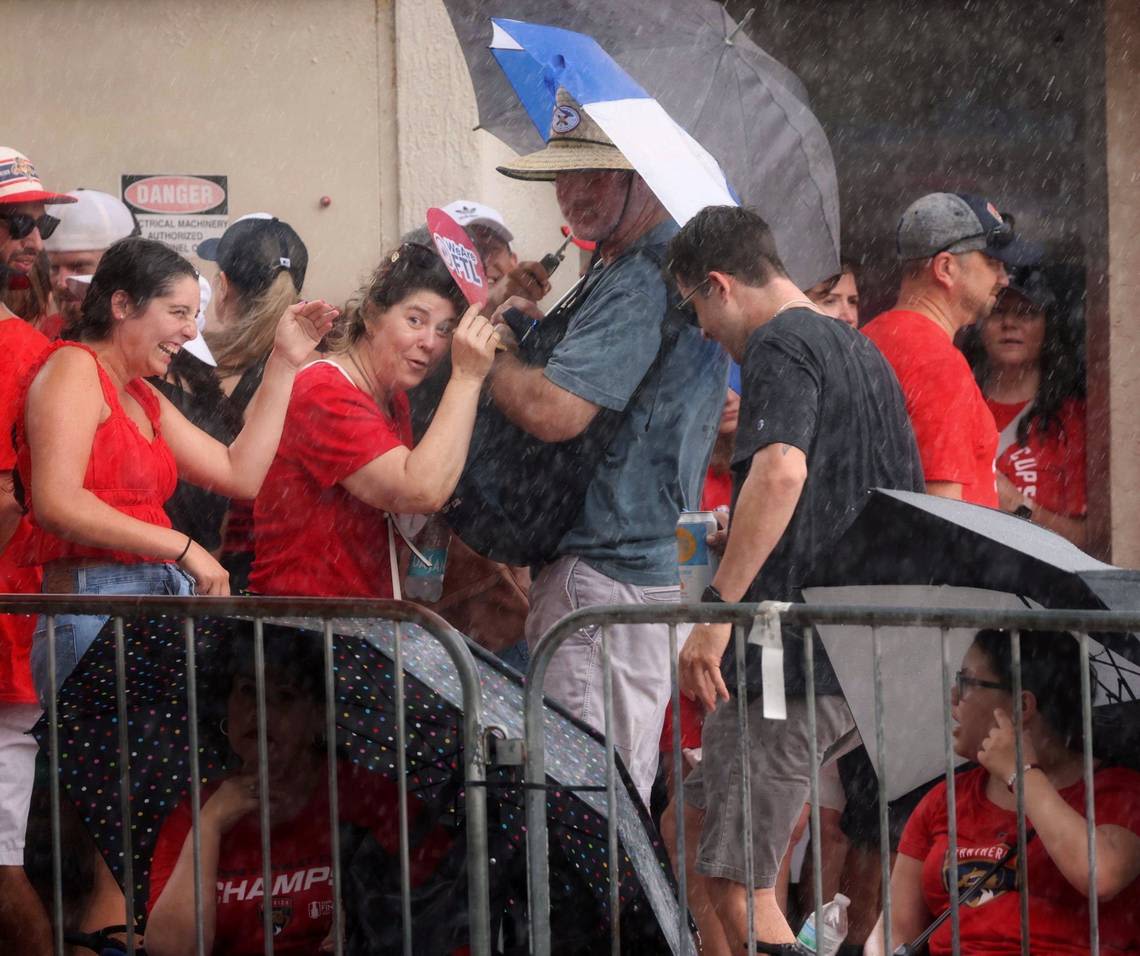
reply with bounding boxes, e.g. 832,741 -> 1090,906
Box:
664,206 -> 923,953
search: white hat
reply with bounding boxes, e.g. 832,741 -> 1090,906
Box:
441,200 -> 514,245
44,189 -> 137,252
65,272 -> 217,367
182,274 -> 217,366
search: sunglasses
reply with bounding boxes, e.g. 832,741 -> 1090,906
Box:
0,211 -> 60,241
677,275 -> 713,313
933,213 -> 1014,257
954,670 -> 1010,698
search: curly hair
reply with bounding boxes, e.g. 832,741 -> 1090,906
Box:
959,269 -> 1086,445
324,242 -> 465,354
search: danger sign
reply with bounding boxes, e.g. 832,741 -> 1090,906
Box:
122,174 -> 228,259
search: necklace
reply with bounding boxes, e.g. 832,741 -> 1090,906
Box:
344,347 -> 388,411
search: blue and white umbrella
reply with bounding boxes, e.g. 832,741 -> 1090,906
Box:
489,17 -> 736,228
443,3 -> 841,287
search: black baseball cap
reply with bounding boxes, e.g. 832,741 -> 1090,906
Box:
896,192 -> 1041,267
197,214 -> 307,295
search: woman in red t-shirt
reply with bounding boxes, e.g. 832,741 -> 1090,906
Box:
960,270 -> 1087,548
883,629 -> 1140,955
16,237 -> 337,699
250,243 -> 499,599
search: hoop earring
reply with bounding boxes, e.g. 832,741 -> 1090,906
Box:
219,717 -> 229,737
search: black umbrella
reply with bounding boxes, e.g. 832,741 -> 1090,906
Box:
34,613 -> 688,953
802,489 -> 1140,798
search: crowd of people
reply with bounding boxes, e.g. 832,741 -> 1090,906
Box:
0,72 -> 1132,956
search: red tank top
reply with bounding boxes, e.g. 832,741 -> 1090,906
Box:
14,341 -> 179,566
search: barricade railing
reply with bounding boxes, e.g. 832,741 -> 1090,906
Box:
524,601 -> 1140,956
0,594 -> 492,956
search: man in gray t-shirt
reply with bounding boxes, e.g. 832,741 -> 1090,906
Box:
491,89 -> 726,804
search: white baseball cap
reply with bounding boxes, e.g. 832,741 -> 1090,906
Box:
43,189 -> 137,252
441,199 -> 514,245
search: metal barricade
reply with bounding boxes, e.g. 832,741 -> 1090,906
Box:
0,594 -> 492,956
524,601 -> 1140,956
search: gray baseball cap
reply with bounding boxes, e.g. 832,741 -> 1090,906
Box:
896,192 -> 1040,267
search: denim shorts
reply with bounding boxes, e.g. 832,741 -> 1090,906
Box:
31,562 -> 195,706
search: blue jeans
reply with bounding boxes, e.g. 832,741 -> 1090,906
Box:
31,562 -> 195,706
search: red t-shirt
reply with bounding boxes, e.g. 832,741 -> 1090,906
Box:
251,362 -> 412,598
148,763 -> 452,956
989,397 -> 1087,518
0,318 -> 48,704
862,310 -> 998,507
898,764 -> 1140,955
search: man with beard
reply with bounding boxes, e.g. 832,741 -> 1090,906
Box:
0,146 -> 74,954
43,189 -> 137,337
489,89 -> 727,807
862,193 -> 1039,506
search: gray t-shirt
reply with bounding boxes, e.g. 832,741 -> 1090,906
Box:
545,220 -> 728,586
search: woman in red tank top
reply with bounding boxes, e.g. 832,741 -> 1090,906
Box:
15,237 -> 337,700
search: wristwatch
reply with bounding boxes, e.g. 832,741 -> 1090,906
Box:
701,584 -> 725,604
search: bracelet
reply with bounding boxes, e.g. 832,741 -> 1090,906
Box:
701,584 -> 725,604
1006,762 -> 1042,792
176,534 -> 193,563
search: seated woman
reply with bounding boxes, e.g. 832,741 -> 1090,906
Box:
145,627 -> 453,956
13,236 -> 337,699
886,629 -> 1140,955
250,242 -> 499,598
961,269 -> 1087,549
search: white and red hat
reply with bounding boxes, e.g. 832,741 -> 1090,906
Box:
0,147 -> 76,206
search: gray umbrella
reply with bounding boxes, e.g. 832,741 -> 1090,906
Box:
442,0 -> 841,288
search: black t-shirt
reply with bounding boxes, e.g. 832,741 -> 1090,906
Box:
724,308 -> 924,694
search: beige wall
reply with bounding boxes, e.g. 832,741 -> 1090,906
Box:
1103,0 -> 1140,567
6,0 -> 573,305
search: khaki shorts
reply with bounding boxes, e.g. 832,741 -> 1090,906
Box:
683,693 -> 854,888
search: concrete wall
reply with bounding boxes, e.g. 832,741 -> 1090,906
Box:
5,0 -> 573,305
1102,0 -> 1140,566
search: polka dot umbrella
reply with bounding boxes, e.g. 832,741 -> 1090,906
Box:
33,613 -> 690,953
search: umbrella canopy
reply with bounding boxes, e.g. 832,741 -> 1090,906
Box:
803,489 -> 1140,799
442,1 -> 840,288
35,614 -> 690,953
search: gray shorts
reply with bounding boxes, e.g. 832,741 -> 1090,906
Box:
683,693 -> 854,888
525,556 -> 680,807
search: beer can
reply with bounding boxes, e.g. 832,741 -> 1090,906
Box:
676,511 -> 720,604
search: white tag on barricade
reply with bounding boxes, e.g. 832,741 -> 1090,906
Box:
747,602 -> 792,721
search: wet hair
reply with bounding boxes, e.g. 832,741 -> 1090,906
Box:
62,236 -> 198,342
972,628 -> 1089,748
959,272 -> 1086,445
666,205 -> 789,290
807,257 -> 860,297
205,269 -> 299,378
325,242 -> 465,354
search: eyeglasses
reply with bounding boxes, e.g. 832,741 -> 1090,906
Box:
954,671 -> 1010,698
933,213 -> 1014,257
0,211 -> 60,241
677,275 -> 712,313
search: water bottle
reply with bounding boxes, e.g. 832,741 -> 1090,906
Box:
404,515 -> 450,602
796,893 -> 850,956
